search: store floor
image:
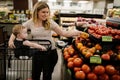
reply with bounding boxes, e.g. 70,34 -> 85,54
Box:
52,48 -> 62,80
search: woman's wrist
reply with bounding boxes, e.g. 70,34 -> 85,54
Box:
75,30 -> 83,36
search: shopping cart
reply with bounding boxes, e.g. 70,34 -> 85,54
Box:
0,39 -> 51,80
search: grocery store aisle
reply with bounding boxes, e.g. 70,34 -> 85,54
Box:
52,48 -> 62,80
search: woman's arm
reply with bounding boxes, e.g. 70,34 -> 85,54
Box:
51,19 -> 82,37
53,26 -> 82,37
8,33 -> 16,48
23,40 -> 46,51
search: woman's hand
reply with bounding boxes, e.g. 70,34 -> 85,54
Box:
72,31 -> 89,39
74,30 -> 83,37
8,34 -> 16,48
8,41 -> 15,48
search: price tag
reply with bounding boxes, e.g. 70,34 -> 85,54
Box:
90,56 -> 102,64
102,36 -> 112,42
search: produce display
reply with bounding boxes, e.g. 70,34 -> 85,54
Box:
106,8 -> 120,29
77,17 -> 98,25
76,17 -> 106,32
62,32 -> 120,80
106,17 -> 120,29
88,25 -> 120,39
107,8 -> 120,18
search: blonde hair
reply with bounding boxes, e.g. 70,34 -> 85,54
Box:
12,24 -> 26,37
32,1 -> 50,30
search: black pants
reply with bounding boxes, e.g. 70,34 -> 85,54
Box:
32,49 -> 58,80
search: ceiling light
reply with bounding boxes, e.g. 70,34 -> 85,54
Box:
64,0 -> 72,3
48,0 -> 56,2
78,1 -> 89,4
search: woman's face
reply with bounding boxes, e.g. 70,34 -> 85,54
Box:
38,7 -> 49,21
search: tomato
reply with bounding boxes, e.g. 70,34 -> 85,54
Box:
111,74 -> 120,80
81,64 -> 91,73
95,44 -> 102,50
85,52 -> 93,58
101,54 -> 110,61
88,29 -> 94,34
68,48 -> 75,56
67,57 -> 74,62
73,58 -> 83,67
64,54 -> 70,60
87,72 -> 98,80
98,73 -> 109,80
115,35 -> 120,39
67,61 -> 74,69
63,51 -> 69,56
105,65 -> 116,75
63,47 -> 68,52
74,67 -> 81,72
73,54 -> 79,58
94,65 -> 105,75
111,29 -> 116,34
75,71 -> 86,79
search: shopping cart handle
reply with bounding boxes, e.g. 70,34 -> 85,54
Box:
28,39 -> 52,51
28,39 -> 51,45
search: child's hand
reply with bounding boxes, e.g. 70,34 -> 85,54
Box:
40,46 -> 47,51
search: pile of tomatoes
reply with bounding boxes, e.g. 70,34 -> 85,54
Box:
62,32 -> 120,80
88,25 -> 120,39
63,44 -> 120,80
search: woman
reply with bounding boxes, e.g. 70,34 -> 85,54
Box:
8,1 -> 82,80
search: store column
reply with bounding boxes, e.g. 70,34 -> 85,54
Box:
13,0 -> 29,10
13,0 -> 38,10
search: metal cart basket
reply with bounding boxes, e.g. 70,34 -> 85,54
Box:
0,39 -> 51,80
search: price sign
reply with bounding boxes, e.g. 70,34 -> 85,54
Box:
102,36 -> 112,42
90,56 -> 102,64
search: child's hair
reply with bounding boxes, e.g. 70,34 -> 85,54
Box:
12,24 -> 26,37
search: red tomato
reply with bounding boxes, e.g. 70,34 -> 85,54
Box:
94,65 -> 105,75
74,67 -> 81,72
81,64 -> 91,73
98,73 -> 109,80
73,58 -> 83,67
67,61 -> 74,69
111,74 -> 120,80
87,72 -> 98,80
75,71 -> 86,80
105,65 -> 116,75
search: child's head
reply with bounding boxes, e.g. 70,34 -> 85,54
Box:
12,24 -> 28,39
